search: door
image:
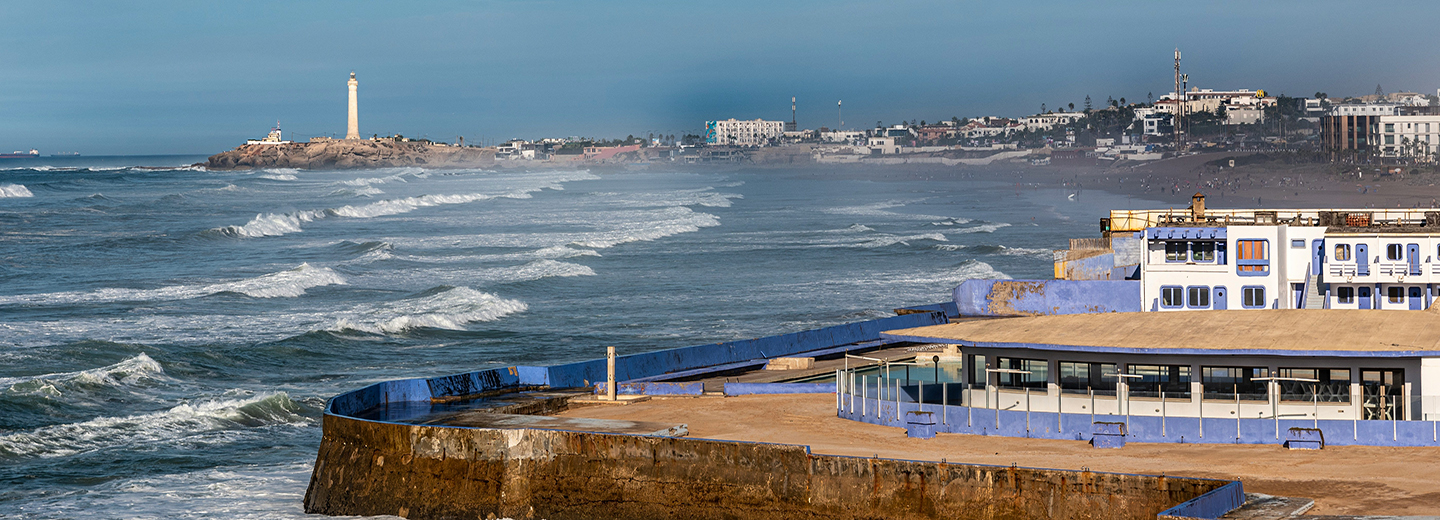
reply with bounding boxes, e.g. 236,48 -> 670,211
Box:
1361,369 -> 1404,420
1312,239 -> 1324,275
1212,286 -> 1227,310
1409,244 -> 1421,275
1410,287 -> 1423,310
1359,286 -> 1372,309
1357,244 -> 1370,275
1293,283 -> 1304,309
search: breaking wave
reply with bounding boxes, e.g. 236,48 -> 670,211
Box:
0,264 -> 345,306
951,222 -> 1011,234
330,287 -> 527,334
0,353 -> 169,398
214,189 -> 557,238
0,392 -> 312,459
1,184 -> 34,197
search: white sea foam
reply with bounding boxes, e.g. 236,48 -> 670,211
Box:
951,222 -> 1011,234
855,232 -> 948,248
330,287 -> 527,334
823,200 -> 951,221
0,264 -> 345,306
0,392 -> 310,458
257,173 -> 297,181
326,185 -> 385,198
0,353 -> 169,398
0,184 -> 34,197
596,187 -> 742,208
45,462 -> 318,519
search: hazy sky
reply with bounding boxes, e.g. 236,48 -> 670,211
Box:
3,1 -> 1439,155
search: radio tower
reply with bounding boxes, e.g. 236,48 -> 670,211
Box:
1173,49 -> 1185,151
788,96 -> 797,132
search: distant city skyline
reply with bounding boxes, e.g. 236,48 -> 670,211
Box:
4,0 -> 1440,155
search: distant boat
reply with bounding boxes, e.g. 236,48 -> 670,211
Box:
0,149 -> 39,158
50,152 -> 80,157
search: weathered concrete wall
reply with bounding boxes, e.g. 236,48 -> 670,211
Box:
954,279 -> 1140,316
305,413 -> 1230,520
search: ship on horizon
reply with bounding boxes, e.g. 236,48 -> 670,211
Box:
0,149 -> 39,158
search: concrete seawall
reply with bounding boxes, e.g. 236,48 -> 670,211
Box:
305,411 -> 1233,520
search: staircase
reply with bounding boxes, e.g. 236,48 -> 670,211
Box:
1304,273 -> 1326,309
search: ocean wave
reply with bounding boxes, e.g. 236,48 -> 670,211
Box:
0,353 -> 169,398
822,200 -> 951,221
0,263 -> 345,306
596,187 -> 742,208
336,168 -> 424,186
569,207 -> 721,248
213,188 -> 554,238
930,217 -> 974,226
330,286 -> 527,334
0,392 -> 312,459
951,222 -> 1011,234
934,244 -> 1050,257
257,173 -> 297,181
855,232 -> 948,248
0,184 -> 34,197
327,185 -> 384,198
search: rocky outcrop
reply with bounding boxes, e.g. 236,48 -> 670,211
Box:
206,140 -> 497,170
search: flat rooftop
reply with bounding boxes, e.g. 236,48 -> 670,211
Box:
882,309 -> 1440,356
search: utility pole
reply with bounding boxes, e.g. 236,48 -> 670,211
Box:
838,100 -> 843,129
1174,49 -> 1186,151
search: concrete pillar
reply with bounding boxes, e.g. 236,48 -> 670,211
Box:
346,72 -> 360,140
606,346 -> 616,401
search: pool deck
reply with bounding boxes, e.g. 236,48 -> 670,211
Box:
558,393 -> 1440,517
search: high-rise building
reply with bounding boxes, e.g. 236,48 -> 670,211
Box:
346,72 -> 360,140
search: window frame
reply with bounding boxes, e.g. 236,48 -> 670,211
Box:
1186,285 -> 1211,309
1337,286 -> 1355,304
1335,244 -> 1351,262
1388,286 -> 1404,304
1164,241 -> 1187,262
1387,244 -> 1403,261
1235,239 -> 1270,276
1241,285 -> 1267,309
1160,285 -> 1184,309
1190,241 -> 1216,263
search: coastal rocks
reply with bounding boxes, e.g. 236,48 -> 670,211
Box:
206,140 -> 497,171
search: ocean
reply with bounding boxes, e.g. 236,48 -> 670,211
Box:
0,158 -> 1145,518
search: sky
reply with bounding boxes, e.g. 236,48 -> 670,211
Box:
3,1 -> 1440,155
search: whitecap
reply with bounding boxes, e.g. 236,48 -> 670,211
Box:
0,392 -> 311,458
330,287 -> 527,334
0,263 -> 345,306
0,184 -> 34,197
951,222 -> 1011,234
0,353 -> 169,398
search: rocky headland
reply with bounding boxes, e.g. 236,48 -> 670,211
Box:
205,139 -> 497,170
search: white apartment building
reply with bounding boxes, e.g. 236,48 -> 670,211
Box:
1330,104 -> 1400,117
1020,113 -> 1082,131
1374,115 -> 1440,159
705,119 -> 785,146
1112,203 -> 1440,312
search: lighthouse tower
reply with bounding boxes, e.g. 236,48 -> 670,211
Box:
346,72 -> 359,140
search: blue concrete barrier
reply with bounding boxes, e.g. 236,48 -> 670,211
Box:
724,382 -> 834,396
593,381 -> 703,396
1158,480 -> 1246,520
906,411 -> 936,439
1284,427 -> 1324,450
1092,421 -> 1127,449
546,312 -> 947,389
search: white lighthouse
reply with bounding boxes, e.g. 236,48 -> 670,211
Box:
346,72 -> 359,140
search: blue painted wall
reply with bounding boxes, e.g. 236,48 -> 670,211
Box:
544,312 -> 948,389
954,279 -> 1140,316
839,396 -> 1440,447
724,383 -> 834,396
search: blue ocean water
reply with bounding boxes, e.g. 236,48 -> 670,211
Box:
0,158 -> 1147,518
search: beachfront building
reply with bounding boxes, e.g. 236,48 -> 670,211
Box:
704,118 -> 785,146
1372,111 -> 1440,161
1104,199 -> 1440,312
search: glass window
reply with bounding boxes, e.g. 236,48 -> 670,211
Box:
1337,286 -> 1355,304
1241,285 -> 1266,308
994,357 -> 1047,389
1291,239 -> 1305,248
1202,366 -> 1269,400
1277,368 -> 1350,402
1386,123 -> 1395,132
1127,364 -> 1191,398
1388,286 -> 1404,303
1334,244 -> 1351,261
1236,239 -> 1269,274
1191,241 -> 1215,262
1187,286 -> 1210,308
969,354 -> 987,386
1165,241 -> 1187,261
1387,244 -> 1403,261
1059,361 -> 1118,394
1161,286 -> 1183,308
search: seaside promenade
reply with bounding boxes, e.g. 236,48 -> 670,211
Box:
557,393 -> 1440,517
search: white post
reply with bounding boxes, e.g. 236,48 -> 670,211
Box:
1272,380 -> 1279,440
1313,384 -> 1319,429
862,375 -> 867,417
606,346 -> 617,401
942,382 -> 948,425
835,369 -> 841,413
967,383 -> 973,428
1089,388 -> 1095,425
919,379 -> 925,414
1025,387 -> 1031,433
1161,390 -> 1167,437
1236,389 -> 1241,440
895,377 -> 901,422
